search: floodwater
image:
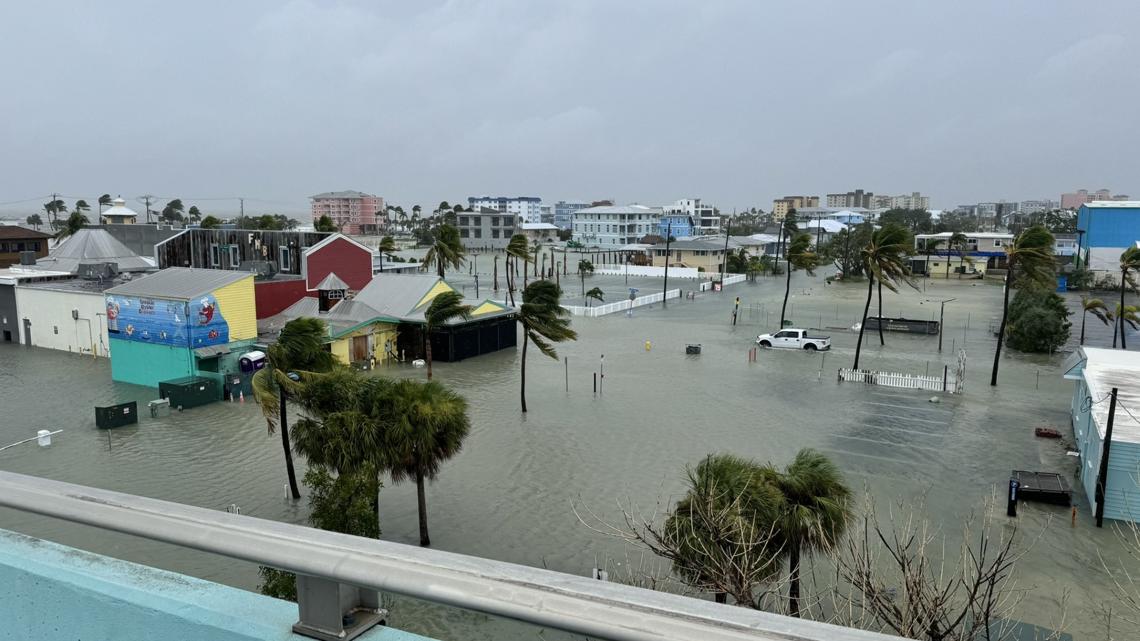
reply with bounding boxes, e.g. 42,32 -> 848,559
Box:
1,263 -> 1137,640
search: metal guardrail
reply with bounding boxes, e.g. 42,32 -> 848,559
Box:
0,471 -> 906,641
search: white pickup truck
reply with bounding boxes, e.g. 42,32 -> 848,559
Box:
755,328 -> 831,351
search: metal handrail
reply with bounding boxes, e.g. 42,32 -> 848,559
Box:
0,470 -> 903,641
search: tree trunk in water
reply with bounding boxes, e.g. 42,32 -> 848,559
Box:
493,257 -> 499,291
877,280 -> 885,346
416,467 -> 430,546
508,260 -> 516,306
853,274 -> 874,370
1080,311 -> 1086,346
1121,269 -> 1129,350
280,387 -> 301,500
788,543 -> 802,618
991,265 -> 1014,386
521,332 -> 529,413
425,329 -> 433,380
780,258 -> 792,327
945,249 -> 952,279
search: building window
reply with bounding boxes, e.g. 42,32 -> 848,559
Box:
993,239 -> 1003,247
279,246 -> 292,271
326,289 -> 344,300
210,244 -> 220,267
459,217 -> 469,227
491,217 -> 500,227
460,228 -> 469,238
229,245 -> 241,268
474,228 -> 482,239
492,229 -> 500,239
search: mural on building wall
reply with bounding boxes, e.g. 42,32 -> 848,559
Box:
106,294 -> 230,347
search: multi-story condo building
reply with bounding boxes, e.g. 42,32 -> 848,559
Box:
466,196 -> 542,224
1019,199 -> 1058,213
826,189 -> 874,208
657,214 -> 694,239
875,192 -> 931,210
455,209 -> 517,250
1061,189 -> 1130,210
553,200 -> 590,230
572,205 -> 661,247
771,196 -> 819,220
913,231 -> 1013,277
663,198 -> 718,235
539,205 -> 554,225
310,191 -> 384,235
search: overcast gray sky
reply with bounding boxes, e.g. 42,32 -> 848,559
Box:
2,1 -> 1137,217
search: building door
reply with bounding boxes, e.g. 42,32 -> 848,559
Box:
2,330 -> 11,342
351,335 -> 369,362
22,319 -> 31,346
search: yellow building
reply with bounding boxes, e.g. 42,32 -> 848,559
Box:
772,196 -> 820,220
650,239 -> 729,272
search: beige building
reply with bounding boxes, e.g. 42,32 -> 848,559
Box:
772,196 -> 820,220
649,239 -> 728,272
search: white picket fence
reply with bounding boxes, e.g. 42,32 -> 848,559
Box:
698,273 -> 747,291
592,266 -> 702,279
562,289 -> 681,317
837,367 -> 961,394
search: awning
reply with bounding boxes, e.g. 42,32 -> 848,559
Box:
194,345 -> 232,359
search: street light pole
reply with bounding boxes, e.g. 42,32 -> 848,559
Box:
931,297 -> 957,352
662,223 -> 672,308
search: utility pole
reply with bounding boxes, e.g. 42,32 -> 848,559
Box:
662,222 -> 672,307
720,217 -> 731,285
1095,387 -> 1119,527
240,197 -> 245,220
138,195 -> 155,224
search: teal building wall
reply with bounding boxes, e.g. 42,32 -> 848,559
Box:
0,528 -> 434,641
110,337 -> 197,387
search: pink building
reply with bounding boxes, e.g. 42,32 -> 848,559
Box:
1060,189 -> 1129,210
310,191 -> 385,235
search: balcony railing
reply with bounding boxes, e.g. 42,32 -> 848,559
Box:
0,470 -> 905,641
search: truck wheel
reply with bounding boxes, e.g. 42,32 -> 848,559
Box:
759,340 -> 771,348
804,343 -> 817,351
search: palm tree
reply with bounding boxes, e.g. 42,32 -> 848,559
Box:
377,235 -> 397,272
187,206 -> 202,223
74,199 -> 91,216
43,198 -> 67,230
947,232 -> 969,279
1080,296 -> 1112,346
56,211 -> 90,240
200,215 -> 222,230
585,287 -> 605,308
577,259 -> 595,299
1117,247 -> 1140,349
768,449 -> 852,617
98,194 -> 113,214
780,233 -> 818,328
384,378 -> 471,546
1112,304 -> 1140,349
506,234 -> 530,306
518,280 -> 577,412
531,242 -> 542,278
25,214 -> 43,230
422,224 -> 465,278
991,226 -> 1055,386
853,224 -> 915,370
423,291 -> 471,380
922,236 -> 945,278
252,317 -> 337,500
664,454 -> 785,605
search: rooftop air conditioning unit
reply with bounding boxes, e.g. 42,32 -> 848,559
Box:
18,251 -> 37,265
239,260 -> 278,280
78,262 -> 119,281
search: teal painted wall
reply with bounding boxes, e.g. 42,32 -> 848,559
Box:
0,528 -> 435,641
110,337 -> 197,387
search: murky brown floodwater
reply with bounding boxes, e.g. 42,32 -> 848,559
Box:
1,259 -> 1136,639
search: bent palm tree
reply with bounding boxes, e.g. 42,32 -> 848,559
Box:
853,224 -> 915,370
1117,247 -> 1140,349
947,232 -> 969,279
385,378 -> 471,546
577,259 -> 595,299
98,194 -> 113,213
423,291 -> 471,380
1080,296 -> 1112,346
56,211 -> 90,240
1112,304 -> 1140,349
518,280 -> 577,412
422,224 -> 465,278
252,317 -> 337,500
585,287 -> 604,308
990,226 -> 1055,386
377,235 -> 397,272
769,448 -> 852,618
506,234 -> 529,306
781,233 -> 817,328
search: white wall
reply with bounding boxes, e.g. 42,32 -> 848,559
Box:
14,286 -> 110,357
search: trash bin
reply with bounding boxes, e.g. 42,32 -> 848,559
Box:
148,398 -> 171,418
159,376 -> 219,410
95,401 -> 138,429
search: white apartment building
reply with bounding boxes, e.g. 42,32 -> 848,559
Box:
466,196 -> 543,224
663,198 -> 718,235
571,205 -> 662,247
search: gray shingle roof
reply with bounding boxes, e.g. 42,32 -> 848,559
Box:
105,267 -> 252,300
351,274 -> 443,318
314,272 -> 349,291
29,228 -> 154,274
